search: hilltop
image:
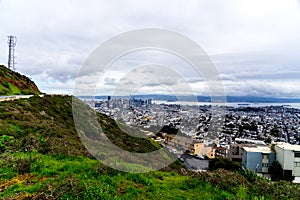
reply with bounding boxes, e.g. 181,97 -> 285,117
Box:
0,65 -> 40,95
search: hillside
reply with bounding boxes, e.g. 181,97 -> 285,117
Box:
0,65 -> 40,95
0,95 -> 299,199
0,95 -> 162,157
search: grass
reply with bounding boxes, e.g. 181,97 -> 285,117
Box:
0,151 -> 299,199
0,152 -> 239,199
6,82 -> 21,94
0,95 -> 166,157
0,65 -> 40,95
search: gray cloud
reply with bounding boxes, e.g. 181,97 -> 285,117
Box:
0,0 -> 299,97
104,77 -> 117,86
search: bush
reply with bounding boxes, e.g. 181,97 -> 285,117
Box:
15,156 -> 33,175
238,169 -> 258,182
269,161 -> 283,181
0,135 -> 14,153
209,157 -> 242,171
198,169 -> 249,194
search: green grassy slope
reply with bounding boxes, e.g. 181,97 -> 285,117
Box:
0,95 -> 162,157
0,65 -> 40,95
0,95 -> 299,199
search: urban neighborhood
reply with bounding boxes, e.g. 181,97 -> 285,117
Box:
83,96 -> 300,182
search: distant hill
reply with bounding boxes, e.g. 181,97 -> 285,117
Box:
89,94 -> 300,103
0,65 -> 40,95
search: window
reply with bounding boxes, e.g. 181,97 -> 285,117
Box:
262,154 -> 269,159
262,163 -> 268,167
295,162 -> 300,167
295,152 -> 300,158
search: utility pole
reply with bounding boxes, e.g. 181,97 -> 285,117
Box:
7,35 -> 17,71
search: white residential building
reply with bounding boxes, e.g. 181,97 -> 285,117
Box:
274,143 -> 300,180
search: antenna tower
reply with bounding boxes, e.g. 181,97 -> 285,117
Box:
7,35 -> 17,70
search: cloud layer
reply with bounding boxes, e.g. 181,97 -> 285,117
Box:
0,0 -> 299,97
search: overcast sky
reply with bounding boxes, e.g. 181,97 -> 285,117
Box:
0,0 -> 300,97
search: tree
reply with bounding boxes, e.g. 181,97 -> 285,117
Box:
269,161 -> 283,181
209,157 -> 242,171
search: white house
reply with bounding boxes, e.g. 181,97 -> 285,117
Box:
274,143 -> 300,181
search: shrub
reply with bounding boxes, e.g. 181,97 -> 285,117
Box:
0,135 -> 14,153
198,169 -> 249,194
209,157 -> 242,171
269,161 -> 283,181
15,156 -> 33,175
238,169 -> 258,182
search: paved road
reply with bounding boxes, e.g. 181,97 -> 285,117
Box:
0,95 -> 44,102
180,154 -> 209,171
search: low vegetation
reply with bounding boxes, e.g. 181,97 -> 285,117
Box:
208,157 -> 242,171
0,65 -> 40,95
0,151 -> 299,199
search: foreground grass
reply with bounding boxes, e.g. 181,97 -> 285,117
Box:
0,152 -> 274,200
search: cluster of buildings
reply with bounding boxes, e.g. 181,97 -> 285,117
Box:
82,97 -> 300,181
164,134 -> 215,159
241,143 -> 300,181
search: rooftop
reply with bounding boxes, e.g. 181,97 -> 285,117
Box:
166,134 -> 203,144
235,138 -> 266,145
243,146 -> 273,154
275,142 -> 300,151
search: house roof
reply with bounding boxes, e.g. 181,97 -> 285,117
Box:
275,142 -> 300,151
166,134 -> 203,144
243,146 -> 273,154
